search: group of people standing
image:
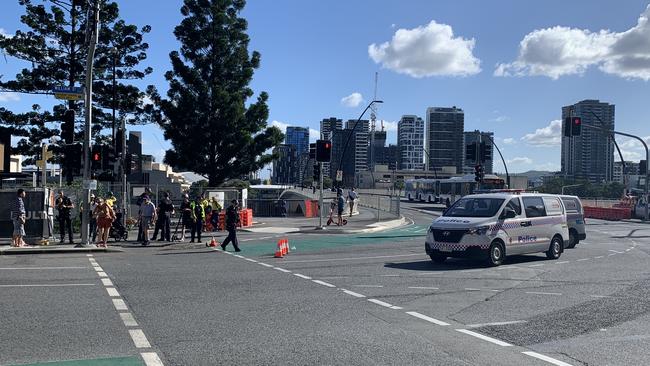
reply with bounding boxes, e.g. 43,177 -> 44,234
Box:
55,190 -> 117,247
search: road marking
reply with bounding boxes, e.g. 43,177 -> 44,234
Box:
380,274 -> 399,277
141,352 -> 164,366
608,253 -> 617,256
94,266 -> 104,272
576,258 -> 589,262
456,329 -> 512,347
258,236 -> 272,240
0,266 -> 87,270
113,298 -> 127,311
293,273 -> 312,280
129,329 -> 151,348
106,287 -> 120,297
312,280 -> 336,288
591,295 -> 613,298
555,261 -> 569,265
408,286 -> 439,290
460,269 -> 484,273
120,312 -> 138,327
233,255 -> 244,258
244,258 -> 258,263
405,311 -> 449,326
97,271 -> 108,277
526,291 -> 562,296
273,267 -> 291,273
522,351 -> 573,366
391,306 -> 403,310
626,248 -> 632,252
0,283 -> 95,288
86,254 -> 93,257
528,264 -> 545,267
281,253 -> 422,263
341,289 -> 366,298
367,298 -> 395,308
101,278 -> 114,287
352,285 -> 383,288
609,250 -> 624,254
258,263 -> 273,268
467,320 -> 527,328
416,272 -> 442,276
595,256 -> 604,259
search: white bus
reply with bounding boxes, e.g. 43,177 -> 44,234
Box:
406,175 -> 506,204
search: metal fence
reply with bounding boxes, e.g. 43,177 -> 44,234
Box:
285,188 -> 400,221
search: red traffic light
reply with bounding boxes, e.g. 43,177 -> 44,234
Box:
573,117 -> 581,125
92,152 -> 101,161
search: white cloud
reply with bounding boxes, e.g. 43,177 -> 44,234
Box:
495,5 -> 650,80
0,28 -> 12,38
309,128 -> 320,143
502,138 -> 516,145
270,120 -> 290,132
379,120 -> 398,132
368,20 -> 481,78
340,92 -> 364,108
507,157 -> 533,165
618,149 -> 643,161
489,115 -> 509,122
0,92 -> 20,102
521,120 -> 562,147
617,136 -> 650,150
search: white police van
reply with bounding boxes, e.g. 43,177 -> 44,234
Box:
425,192 -> 570,266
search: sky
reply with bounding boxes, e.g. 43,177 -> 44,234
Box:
2,0 -> 650,177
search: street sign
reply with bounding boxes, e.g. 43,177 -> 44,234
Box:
82,179 -> 98,190
336,170 -> 343,182
35,159 -> 45,168
52,86 -> 84,101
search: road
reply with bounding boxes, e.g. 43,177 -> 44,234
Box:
2,200 -> 650,365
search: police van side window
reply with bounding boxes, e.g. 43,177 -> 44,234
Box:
561,197 -> 577,212
523,197 -> 546,218
506,198 -> 522,216
543,197 -> 563,216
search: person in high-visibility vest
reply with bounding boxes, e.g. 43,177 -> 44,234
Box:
189,196 -> 205,243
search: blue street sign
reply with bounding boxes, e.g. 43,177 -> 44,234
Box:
51,86 -> 84,94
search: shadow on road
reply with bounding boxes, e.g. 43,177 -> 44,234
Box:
385,254 -> 549,271
156,250 -> 217,256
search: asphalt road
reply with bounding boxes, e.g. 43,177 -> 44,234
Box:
2,200 -> 650,365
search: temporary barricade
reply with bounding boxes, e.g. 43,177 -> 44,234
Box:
583,206 -> 631,221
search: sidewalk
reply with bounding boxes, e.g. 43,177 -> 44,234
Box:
0,243 -> 122,255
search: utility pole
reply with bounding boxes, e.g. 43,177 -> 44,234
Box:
81,0 -> 100,246
318,161 -> 324,229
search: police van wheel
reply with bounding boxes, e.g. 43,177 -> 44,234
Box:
430,254 -> 447,264
567,230 -> 577,249
488,241 -> 504,266
546,236 -> 563,259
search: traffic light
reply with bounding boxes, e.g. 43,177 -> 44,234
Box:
571,117 -> 582,136
309,143 -> 316,160
313,163 -> 321,182
115,128 -> 124,156
102,144 -> 115,173
480,141 -> 492,162
474,165 -> 484,183
91,145 -> 102,171
63,143 -> 82,185
125,153 -> 133,175
465,143 -> 477,161
62,109 -> 75,144
315,140 -> 332,162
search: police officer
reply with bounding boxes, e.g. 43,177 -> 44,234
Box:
152,192 -> 174,241
56,190 -> 74,244
220,199 -> 241,252
190,196 -> 205,243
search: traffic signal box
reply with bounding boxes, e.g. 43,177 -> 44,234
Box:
474,164 -> 484,183
313,163 -> 321,182
564,117 -> 582,137
316,140 -> 332,162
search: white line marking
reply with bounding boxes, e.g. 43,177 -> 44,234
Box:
86,254 -> 93,257
522,351 -> 573,366
113,298 -> 127,311
526,291 -> 562,296
106,287 -> 120,297
352,285 -> 383,288
595,256 -> 604,259
89,258 -> 97,262
101,278 -> 114,287
405,311 -> 449,326
97,271 -> 108,277
465,288 -> 482,291
367,298 -> 394,308
312,280 -> 336,288
467,320 -> 527,328
0,267 -> 87,270
380,274 -> 399,277
244,258 -> 258,263
93,266 -> 104,272
456,329 -> 512,347
293,273 -> 312,280
555,261 -> 569,264
408,286 -> 439,290
609,250 -> 624,254
141,352 -> 164,366
391,306 -> 403,310
258,263 -> 273,268
416,272 -> 442,276
273,267 -> 291,273
608,253 -> 617,256
258,236 -> 272,240
281,253 -> 422,263
129,329 -> 151,348
591,295 -> 613,299
233,255 -> 244,258
576,258 -> 589,262
341,289 -> 366,298
626,248 -> 632,252
529,264 -> 545,267
0,283 -> 95,288
460,269 -> 484,273
120,312 -> 138,327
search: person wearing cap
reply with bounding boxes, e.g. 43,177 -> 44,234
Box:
55,190 -> 74,244
138,195 -> 156,246
220,199 -> 241,252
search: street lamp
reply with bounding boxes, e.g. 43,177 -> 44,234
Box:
337,100 -> 383,187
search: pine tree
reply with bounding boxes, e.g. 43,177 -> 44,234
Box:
0,0 -> 154,166
154,0 -> 283,186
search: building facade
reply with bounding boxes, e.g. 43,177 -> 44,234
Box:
345,119 -> 370,175
285,126 -> 310,155
561,100 -> 615,183
368,130 -> 387,170
330,128 -> 356,187
272,144 -> 296,185
320,117 -> 343,176
613,161 -> 639,184
426,107 -> 464,174
463,130 -> 494,175
398,115 -> 425,170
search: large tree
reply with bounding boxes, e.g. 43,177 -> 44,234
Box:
0,0 -> 154,166
154,0 -> 283,186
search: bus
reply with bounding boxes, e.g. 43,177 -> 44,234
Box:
405,175 -> 506,204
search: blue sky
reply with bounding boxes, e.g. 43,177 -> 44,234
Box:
2,0 -> 650,176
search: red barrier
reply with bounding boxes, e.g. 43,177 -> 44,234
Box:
583,206 -> 631,221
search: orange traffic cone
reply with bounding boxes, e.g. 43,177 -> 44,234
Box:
274,242 -> 284,258
207,237 -> 218,247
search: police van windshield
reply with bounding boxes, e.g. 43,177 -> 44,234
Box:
444,197 -> 505,218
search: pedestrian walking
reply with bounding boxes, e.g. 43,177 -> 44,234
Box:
139,195 -> 156,246
136,188 -> 152,242
220,199 -> 241,252
190,196 -> 205,243
93,198 -> 115,247
337,192 -> 345,226
89,194 -> 98,243
10,188 -> 27,247
55,190 -> 74,244
152,192 -> 174,241
179,194 -> 193,241
347,187 -> 358,217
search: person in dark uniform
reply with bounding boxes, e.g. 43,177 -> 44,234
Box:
190,196 -> 205,243
152,192 -> 174,241
56,190 -> 74,244
220,199 -> 241,252
179,194 -> 193,241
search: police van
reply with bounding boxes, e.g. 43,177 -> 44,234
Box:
425,192 -> 570,266
558,195 -> 586,248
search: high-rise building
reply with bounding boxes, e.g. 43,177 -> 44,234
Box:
272,144 -> 296,184
561,100 -> 615,182
320,117 -> 342,176
463,130 -> 494,175
398,115 -> 424,170
345,119 -> 369,175
426,107 -> 464,174
330,128 -> 356,187
374,144 -> 400,171
285,126 -> 309,154
613,161 -> 639,184
368,130 -> 387,169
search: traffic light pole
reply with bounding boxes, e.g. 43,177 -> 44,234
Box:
318,161 -> 324,230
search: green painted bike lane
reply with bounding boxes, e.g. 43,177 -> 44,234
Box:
231,224 -> 430,257
7,356 -> 143,366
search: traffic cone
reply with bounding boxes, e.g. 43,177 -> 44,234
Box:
207,237 -> 217,247
274,241 -> 284,258
282,239 -> 288,255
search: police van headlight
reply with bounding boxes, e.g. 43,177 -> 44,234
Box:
467,226 -> 490,235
